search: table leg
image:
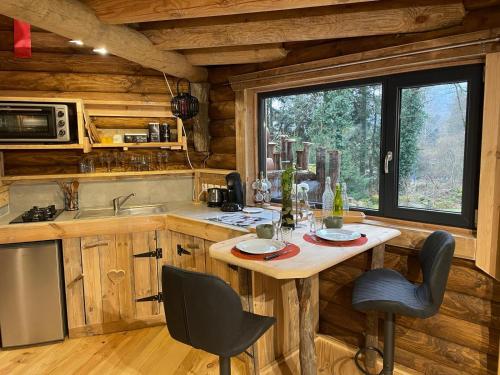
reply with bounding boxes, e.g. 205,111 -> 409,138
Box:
295,276 -> 317,375
365,244 -> 386,373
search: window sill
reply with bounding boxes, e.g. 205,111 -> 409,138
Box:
266,204 -> 476,259
363,215 -> 476,260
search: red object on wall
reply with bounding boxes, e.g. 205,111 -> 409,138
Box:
13,19 -> 32,58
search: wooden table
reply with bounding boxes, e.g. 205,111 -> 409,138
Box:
210,223 -> 401,374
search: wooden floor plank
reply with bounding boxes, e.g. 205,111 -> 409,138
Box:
0,327 -> 247,375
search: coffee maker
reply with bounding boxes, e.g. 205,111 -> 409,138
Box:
221,172 -> 244,212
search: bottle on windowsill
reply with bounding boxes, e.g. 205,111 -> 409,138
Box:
322,176 -> 334,217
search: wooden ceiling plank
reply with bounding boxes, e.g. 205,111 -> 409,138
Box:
83,0 -> 378,24
183,44 -> 289,65
0,0 -> 207,81
143,1 -> 466,50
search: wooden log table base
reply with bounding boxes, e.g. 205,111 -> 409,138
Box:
365,244 -> 386,373
296,276 -> 317,375
209,224 -> 400,374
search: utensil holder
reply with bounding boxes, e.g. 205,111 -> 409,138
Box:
59,181 -> 79,211
64,191 -> 79,211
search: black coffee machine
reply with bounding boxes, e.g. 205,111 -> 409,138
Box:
221,172 -> 244,212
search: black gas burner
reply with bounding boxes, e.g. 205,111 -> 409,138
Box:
10,205 -> 64,224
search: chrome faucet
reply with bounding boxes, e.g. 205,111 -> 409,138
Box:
113,193 -> 136,214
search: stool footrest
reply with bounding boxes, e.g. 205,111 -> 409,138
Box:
354,346 -> 384,375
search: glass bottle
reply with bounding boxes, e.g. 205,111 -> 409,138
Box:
281,165 -> 295,228
322,176 -> 334,217
341,182 -> 349,212
333,183 -> 343,216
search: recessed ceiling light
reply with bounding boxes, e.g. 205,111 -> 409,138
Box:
69,40 -> 84,46
92,47 -> 108,55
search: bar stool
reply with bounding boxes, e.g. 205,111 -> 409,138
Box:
351,230 -> 455,375
161,265 -> 276,375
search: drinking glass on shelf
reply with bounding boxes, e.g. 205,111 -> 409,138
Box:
157,151 -> 169,170
112,150 -> 120,168
78,156 -> 95,173
102,152 -> 114,172
117,151 -> 128,171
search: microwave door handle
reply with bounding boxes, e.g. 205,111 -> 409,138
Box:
0,108 -> 44,112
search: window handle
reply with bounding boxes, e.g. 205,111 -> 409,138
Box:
384,151 -> 393,174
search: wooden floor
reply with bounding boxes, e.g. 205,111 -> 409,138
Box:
0,326 -> 248,375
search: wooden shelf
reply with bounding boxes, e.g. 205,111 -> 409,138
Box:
0,144 -> 85,150
0,168 -> 234,183
91,142 -> 183,150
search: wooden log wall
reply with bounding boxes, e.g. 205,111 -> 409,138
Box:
204,3 -> 500,374
206,1 -> 500,173
319,246 -> 500,375
207,84 -> 237,169
0,15 -> 207,175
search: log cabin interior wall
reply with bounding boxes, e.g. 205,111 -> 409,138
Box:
207,2 -> 500,374
0,15 -> 209,176
0,1 -> 499,374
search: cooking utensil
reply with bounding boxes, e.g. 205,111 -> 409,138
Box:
264,249 -> 292,261
235,239 -> 286,255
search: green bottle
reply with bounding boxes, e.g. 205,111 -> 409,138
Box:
333,183 -> 343,216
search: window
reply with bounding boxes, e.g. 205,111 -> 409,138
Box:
258,65 -> 483,228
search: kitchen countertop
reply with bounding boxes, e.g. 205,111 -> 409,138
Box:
0,202 -> 274,244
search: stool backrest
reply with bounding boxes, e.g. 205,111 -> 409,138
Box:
418,231 -> 455,313
161,265 -> 243,354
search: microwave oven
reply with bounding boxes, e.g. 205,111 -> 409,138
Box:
0,102 -> 73,143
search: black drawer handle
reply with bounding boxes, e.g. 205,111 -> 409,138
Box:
177,244 -> 191,256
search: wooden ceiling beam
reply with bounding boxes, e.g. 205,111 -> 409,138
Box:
83,0 -> 378,24
183,45 -> 289,65
0,0 -> 207,81
143,0 -> 466,50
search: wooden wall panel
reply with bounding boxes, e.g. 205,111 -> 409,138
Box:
0,27 -> 207,175
319,247 -> 500,375
203,8 -> 500,371
207,87 -> 237,169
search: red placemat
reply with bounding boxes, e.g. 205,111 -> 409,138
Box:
303,233 -> 368,247
231,243 -> 300,261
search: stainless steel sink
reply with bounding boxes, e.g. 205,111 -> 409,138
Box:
117,205 -> 168,216
75,204 -> 168,219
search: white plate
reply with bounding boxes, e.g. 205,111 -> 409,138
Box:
242,207 -> 264,214
235,239 -> 286,255
316,228 -> 361,242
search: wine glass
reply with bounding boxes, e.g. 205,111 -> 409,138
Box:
102,152 -> 114,172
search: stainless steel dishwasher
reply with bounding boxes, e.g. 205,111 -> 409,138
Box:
0,240 -> 66,347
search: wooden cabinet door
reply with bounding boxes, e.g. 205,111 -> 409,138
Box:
81,234 -> 118,325
117,231 -> 160,319
80,231 -> 160,328
205,240 -> 240,293
170,231 -> 206,272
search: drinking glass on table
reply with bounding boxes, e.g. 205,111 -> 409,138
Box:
271,210 -> 281,240
281,227 -> 293,243
308,212 -> 323,235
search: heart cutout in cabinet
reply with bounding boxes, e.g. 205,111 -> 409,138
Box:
107,269 -> 126,285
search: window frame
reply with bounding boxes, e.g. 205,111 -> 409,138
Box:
257,65 -> 483,229
383,65 -> 483,228
257,76 -> 386,216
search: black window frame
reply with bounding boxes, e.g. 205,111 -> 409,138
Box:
257,65 -> 483,229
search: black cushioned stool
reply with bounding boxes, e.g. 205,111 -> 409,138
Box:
162,265 -> 276,375
352,231 -> 455,375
